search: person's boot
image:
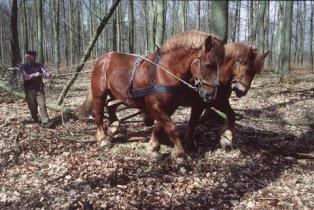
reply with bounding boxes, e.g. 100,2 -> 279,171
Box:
41,121 -> 54,128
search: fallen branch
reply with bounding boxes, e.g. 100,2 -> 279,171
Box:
296,152 -> 314,159
0,82 -> 71,113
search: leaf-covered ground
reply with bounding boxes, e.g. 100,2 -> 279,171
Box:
0,70 -> 313,209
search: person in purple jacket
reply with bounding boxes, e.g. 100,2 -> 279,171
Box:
20,50 -> 53,128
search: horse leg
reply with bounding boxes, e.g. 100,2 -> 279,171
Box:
106,104 -> 120,140
219,100 -> 236,150
93,92 -> 107,143
185,105 -> 204,152
149,105 -> 185,163
146,122 -> 163,160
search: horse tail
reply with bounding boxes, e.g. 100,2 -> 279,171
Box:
76,85 -> 94,120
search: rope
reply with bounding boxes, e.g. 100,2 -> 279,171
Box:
2,52 -> 198,90
123,52 -> 197,90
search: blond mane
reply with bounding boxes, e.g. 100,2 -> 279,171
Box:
160,31 -> 211,54
225,42 -> 265,74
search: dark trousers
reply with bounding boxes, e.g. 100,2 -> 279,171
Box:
24,88 -> 49,123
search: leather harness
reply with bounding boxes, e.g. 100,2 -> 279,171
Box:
127,52 -> 182,99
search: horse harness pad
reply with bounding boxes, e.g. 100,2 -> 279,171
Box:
127,52 -> 181,99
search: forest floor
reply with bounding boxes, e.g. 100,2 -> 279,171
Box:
0,69 -> 313,209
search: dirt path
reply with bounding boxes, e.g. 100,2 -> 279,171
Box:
0,70 -> 313,209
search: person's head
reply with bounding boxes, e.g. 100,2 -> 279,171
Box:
25,50 -> 37,64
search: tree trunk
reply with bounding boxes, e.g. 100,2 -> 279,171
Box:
178,0 -> 187,32
232,1 -> 240,42
275,1 -> 285,73
310,0 -> 314,71
147,0 -> 155,52
22,0 -> 29,52
57,0 -> 121,105
10,0 -> 21,87
280,1 -> 293,82
249,0 -> 254,44
128,0 -> 134,53
196,0 -> 201,30
62,0 -> 69,65
10,0 -> 21,67
52,0 -> 60,68
155,0 -> 165,47
36,0 -> 44,64
257,1 -> 267,51
211,1 -> 228,41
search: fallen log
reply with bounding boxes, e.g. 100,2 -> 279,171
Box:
0,82 -> 71,113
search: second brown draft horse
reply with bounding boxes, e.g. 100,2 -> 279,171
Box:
90,31 -> 225,162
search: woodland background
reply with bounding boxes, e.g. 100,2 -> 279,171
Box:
0,0 -> 313,80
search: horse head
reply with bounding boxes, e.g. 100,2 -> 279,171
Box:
191,35 -> 225,103
230,46 -> 269,97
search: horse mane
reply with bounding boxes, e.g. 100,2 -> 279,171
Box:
225,42 -> 265,74
160,31 -> 211,54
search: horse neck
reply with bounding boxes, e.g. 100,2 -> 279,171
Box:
159,49 -> 198,81
219,57 -> 236,86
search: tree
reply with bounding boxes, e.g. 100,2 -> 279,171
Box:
52,0 -> 60,68
178,0 -> 187,32
10,0 -> 21,86
36,0 -> 44,64
196,0 -> 201,30
257,0 -> 268,51
155,0 -> 165,47
57,0 -> 121,105
280,0 -> 293,82
147,0 -> 155,52
10,0 -> 21,67
211,1 -> 228,41
128,0 -> 134,53
310,0 -> 314,71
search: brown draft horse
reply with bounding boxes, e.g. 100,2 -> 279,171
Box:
90,31 -> 225,162
207,43 -> 269,149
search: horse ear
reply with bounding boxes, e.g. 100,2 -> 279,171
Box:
249,46 -> 257,60
263,50 -> 270,59
205,35 -> 213,52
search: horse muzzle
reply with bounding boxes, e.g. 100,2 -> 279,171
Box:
231,80 -> 247,98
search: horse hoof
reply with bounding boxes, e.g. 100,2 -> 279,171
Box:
220,136 -> 232,150
107,121 -> 120,137
99,140 -> 111,148
150,151 -> 162,162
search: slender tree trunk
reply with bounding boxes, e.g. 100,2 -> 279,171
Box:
310,0 -> 314,71
171,0 -> 176,35
300,1 -> 306,65
178,0 -> 187,32
196,0 -> 201,30
232,1 -> 240,42
57,0 -> 121,105
258,1 -> 267,51
128,0 -> 134,53
22,0 -> 29,52
36,0 -> 44,64
280,1 -> 293,82
147,0 -> 155,52
10,0 -> 21,86
211,1 -> 228,41
249,0 -> 254,44
62,0 -> 69,65
52,0 -> 60,68
155,0 -> 165,47
276,1 -> 285,73
0,17 -> 3,64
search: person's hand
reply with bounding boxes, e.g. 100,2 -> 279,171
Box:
31,72 -> 40,77
44,72 -> 52,79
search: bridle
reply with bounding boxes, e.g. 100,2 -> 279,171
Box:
192,51 -> 220,99
232,59 -> 251,90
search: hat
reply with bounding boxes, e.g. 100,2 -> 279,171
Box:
26,50 -> 37,56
